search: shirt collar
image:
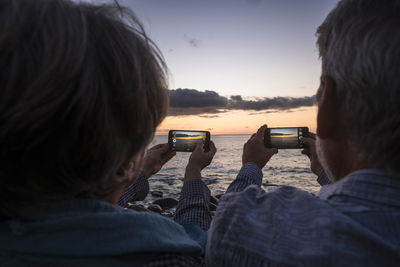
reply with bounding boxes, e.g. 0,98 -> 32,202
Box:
319,169 -> 400,207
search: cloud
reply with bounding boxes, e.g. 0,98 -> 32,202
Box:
184,34 -> 201,47
169,89 -> 227,108
199,115 -> 220,118
168,107 -> 226,116
247,110 -> 281,115
230,95 -> 243,101
168,88 -> 316,116
247,108 -> 308,115
229,95 -> 315,110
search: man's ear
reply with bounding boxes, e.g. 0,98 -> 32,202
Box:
317,76 -> 340,139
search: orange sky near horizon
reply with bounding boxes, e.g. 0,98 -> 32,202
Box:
156,106 -> 317,136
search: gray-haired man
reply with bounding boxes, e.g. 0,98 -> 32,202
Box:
206,0 -> 400,266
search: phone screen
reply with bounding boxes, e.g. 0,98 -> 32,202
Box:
265,127 -> 308,149
169,130 -> 210,152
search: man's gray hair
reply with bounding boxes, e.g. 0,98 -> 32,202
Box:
316,0 -> 400,170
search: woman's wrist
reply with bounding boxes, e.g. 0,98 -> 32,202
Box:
184,164 -> 202,182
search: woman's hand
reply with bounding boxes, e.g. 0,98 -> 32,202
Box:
141,143 -> 176,179
184,141 -> 217,182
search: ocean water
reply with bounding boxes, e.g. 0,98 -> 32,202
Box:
140,135 -> 320,203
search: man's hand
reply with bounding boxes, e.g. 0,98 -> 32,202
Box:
301,132 -> 323,175
242,125 -> 278,169
184,141 -> 217,182
141,143 -> 176,179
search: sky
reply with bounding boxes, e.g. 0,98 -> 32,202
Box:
88,0 -> 339,134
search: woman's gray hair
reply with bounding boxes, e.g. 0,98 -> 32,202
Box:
0,0 -> 168,217
316,0 -> 400,170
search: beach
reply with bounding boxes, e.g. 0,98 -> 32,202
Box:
131,135 -> 320,211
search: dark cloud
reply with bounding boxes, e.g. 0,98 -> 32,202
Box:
248,110 -> 281,115
184,34 -> 201,47
168,88 -> 316,116
230,95 -> 243,101
168,107 -> 226,116
229,95 -> 315,110
247,108 -> 308,116
169,89 -> 227,108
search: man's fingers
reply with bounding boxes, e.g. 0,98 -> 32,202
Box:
265,148 -> 278,160
193,142 -> 203,153
308,132 -> 316,139
301,148 -> 311,158
208,141 -> 217,154
255,124 -> 267,140
267,148 -> 278,155
301,137 -> 315,147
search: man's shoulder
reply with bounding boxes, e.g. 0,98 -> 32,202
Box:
216,185 -> 336,240
220,184 -> 329,213
210,184 -> 400,266
209,186 -> 336,265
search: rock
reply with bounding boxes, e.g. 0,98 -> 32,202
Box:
161,211 -> 174,218
147,204 -> 163,213
209,202 -> 217,211
127,204 -> 149,212
153,198 -> 179,209
151,191 -> 163,198
210,196 -> 219,205
215,194 -> 224,199
203,178 -> 218,185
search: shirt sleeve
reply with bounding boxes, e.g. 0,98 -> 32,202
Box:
118,173 -> 149,207
226,162 -> 263,193
174,180 -> 212,231
317,170 -> 331,186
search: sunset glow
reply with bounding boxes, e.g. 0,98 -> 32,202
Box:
95,0 -> 336,135
156,106 -> 317,136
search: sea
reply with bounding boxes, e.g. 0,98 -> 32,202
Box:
139,135 -> 320,204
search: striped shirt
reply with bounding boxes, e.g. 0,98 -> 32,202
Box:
206,163 -> 400,266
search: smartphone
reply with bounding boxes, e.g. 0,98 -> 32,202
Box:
168,130 -> 211,152
264,127 -> 309,149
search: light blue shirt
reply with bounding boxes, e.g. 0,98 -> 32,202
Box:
206,163 -> 400,266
